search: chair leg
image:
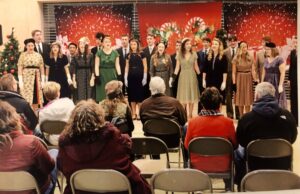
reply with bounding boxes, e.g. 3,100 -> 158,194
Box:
178,146 -> 181,168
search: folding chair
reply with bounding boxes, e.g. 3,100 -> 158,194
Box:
132,137 -> 170,178
143,119 -> 183,167
70,169 -> 132,194
246,138 -> 293,172
241,169 -> 300,191
0,171 -> 40,194
40,120 -> 66,149
151,169 -> 212,194
188,137 -> 234,191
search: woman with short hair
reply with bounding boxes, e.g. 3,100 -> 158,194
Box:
57,100 -> 151,194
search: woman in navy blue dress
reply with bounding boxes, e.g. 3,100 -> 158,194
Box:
45,42 -> 72,98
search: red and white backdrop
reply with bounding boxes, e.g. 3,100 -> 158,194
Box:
137,2 -> 222,54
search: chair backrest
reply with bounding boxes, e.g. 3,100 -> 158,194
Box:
143,119 -> 181,136
131,137 -> 170,166
246,138 -> 293,170
188,137 -> 233,157
151,169 -> 212,193
40,120 -> 66,135
70,169 -> 132,194
0,171 -> 40,194
241,170 -> 300,192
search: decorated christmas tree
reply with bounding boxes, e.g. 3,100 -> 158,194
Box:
0,28 -> 20,78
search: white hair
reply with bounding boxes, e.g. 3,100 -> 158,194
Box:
255,82 -> 276,100
149,76 -> 166,95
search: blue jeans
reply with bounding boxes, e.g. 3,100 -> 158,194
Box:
45,149 -> 58,194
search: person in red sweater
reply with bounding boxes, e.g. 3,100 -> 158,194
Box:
0,101 -> 56,194
184,87 -> 237,190
57,100 -> 151,194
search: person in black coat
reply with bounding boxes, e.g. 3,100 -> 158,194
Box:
116,34 -> 130,94
235,82 -> 298,187
0,74 -> 38,132
289,39 -> 298,125
142,34 -> 157,98
91,32 -> 105,57
32,29 -> 50,62
170,40 -> 181,98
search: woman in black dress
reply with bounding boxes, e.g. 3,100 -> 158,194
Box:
124,39 -> 147,119
71,37 -> 94,102
45,42 -> 72,98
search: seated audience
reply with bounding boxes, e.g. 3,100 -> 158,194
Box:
0,101 -> 56,194
0,73 -> 38,133
99,80 -> 134,136
57,100 -> 151,194
184,87 -> 237,190
140,76 -> 187,148
38,81 -> 75,145
235,82 -> 298,186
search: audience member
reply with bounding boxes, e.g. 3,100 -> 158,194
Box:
99,80 -> 134,136
140,76 -> 187,147
0,101 -> 56,194
235,82 -> 298,186
0,73 -> 38,133
184,87 -> 237,190
57,100 -> 151,194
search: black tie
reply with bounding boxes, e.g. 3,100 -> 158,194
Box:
37,44 -> 42,54
124,48 -> 127,58
232,48 -> 235,58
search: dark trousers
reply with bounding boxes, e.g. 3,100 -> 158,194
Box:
226,77 -> 240,119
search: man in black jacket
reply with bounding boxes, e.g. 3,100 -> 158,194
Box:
0,74 -> 38,132
235,82 -> 297,187
116,34 -> 129,94
32,29 -> 50,62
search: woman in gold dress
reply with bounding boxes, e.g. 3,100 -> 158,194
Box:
18,38 -> 44,107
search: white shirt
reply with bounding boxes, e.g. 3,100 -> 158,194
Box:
149,46 -> 154,54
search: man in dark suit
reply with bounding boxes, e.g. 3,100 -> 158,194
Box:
32,30 -> 50,63
170,40 -> 181,98
197,37 -> 211,113
223,35 -> 240,119
142,34 -> 157,98
91,32 -> 104,57
116,34 -> 129,94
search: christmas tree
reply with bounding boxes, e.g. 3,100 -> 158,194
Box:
0,28 -> 20,78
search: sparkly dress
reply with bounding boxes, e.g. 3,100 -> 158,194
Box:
264,56 -> 287,108
17,52 -> 44,105
150,54 -> 173,96
176,52 -> 199,103
95,50 -> 119,102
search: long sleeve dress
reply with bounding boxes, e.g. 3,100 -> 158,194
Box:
17,52 -> 44,106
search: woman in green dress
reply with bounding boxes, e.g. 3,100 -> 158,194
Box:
95,35 -> 121,102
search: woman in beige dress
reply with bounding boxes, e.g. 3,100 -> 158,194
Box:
173,38 -> 200,118
232,41 -> 258,116
18,38 -> 44,107
150,41 -> 173,96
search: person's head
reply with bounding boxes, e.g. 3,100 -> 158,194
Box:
50,41 -> 63,58
121,34 -> 129,48
292,36 -> 297,50
68,43 -> 77,55
24,38 -> 35,53
200,87 -> 223,110
95,32 -> 105,46
149,76 -> 166,95
157,41 -> 167,55
62,100 -> 106,143
31,30 -> 42,43
211,38 -> 223,54
228,35 -> 238,48
255,82 -> 276,101
78,37 -> 90,55
129,38 -> 140,53
43,81 -> 61,101
105,80 -> 124,101
102,35 -> 112,50
146,34 -> 155,47
238,41 -> 248,55
181,38 -> 192,56
265,42 -> 279,57
0,74 -> 18,92
175,40 -> 181,52
202,37 -> 211,49
0,101 -> 21,136
262,36 -> 272,48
